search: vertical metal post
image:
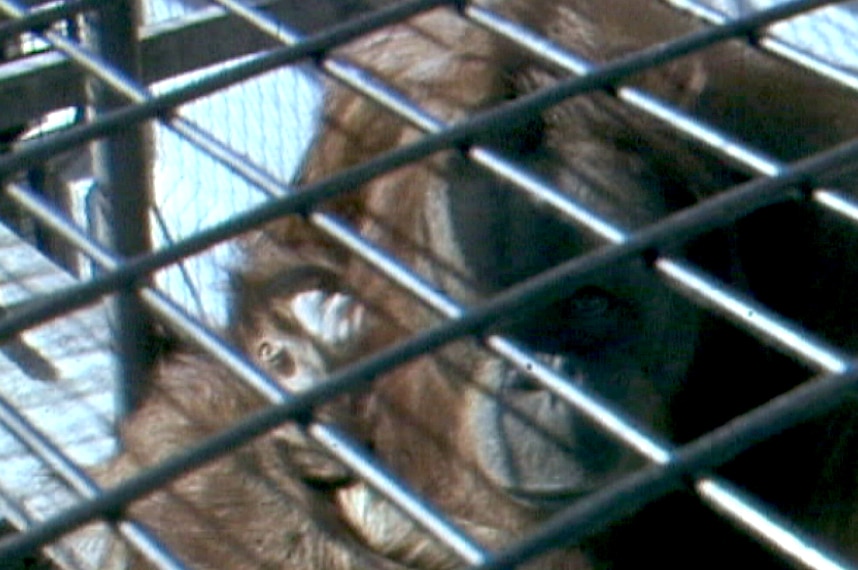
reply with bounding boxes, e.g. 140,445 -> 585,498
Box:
84,0 -> 156,418
0,15 -> 27,152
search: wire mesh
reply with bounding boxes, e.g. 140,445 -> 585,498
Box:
0,0 -> 858,569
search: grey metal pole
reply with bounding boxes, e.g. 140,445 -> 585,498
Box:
84,0 -> 156,417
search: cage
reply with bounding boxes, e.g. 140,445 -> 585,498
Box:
1,1 -> 858,569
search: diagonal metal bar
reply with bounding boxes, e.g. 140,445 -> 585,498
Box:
479,362 -> 858,570
0,0 -> 847,347
4,131 -> 858,561
1,2 -> 856,564
0,0 -> 108,42
0,392 -> 191,570
4,182 -> 489,567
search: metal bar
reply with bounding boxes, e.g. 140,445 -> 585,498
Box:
4,182 -> 489,567
464,3 -> 782,179
0,0 -> 833,176
103,0 -> 858,379
312,205 -> 852,568
0,392 -> 191,570
469,2 -> 858,270
480,363 -> 858,570
0,485 -> 84,570
22,144 -> 840,566
0,8 -> 852,564
664,0 -> 858,93
0,0 -> 446,132
462,3 -> 855,373
78,0 -> 156,416
0,0 -> 455,418
0,0 -> 108,43
0,0 -> 455,175
0,43 -> 848,564
0,0 -> 842,348
37,0 -> 851,388
5,131 -> 858,561
12,83 -> 843,569
0,2 -> 852,564
655,258 -> 848,373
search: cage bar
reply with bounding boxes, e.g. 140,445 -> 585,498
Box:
1,2 -> 858,570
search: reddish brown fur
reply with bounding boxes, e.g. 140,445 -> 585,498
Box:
98,350 -> 411,570
99,1 -> 858,569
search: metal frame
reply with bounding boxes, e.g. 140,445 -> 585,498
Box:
0,0 -> 857,568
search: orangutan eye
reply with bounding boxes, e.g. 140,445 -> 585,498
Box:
257,340 -> 296,377
257,340 -> 277,363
